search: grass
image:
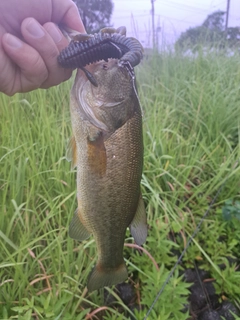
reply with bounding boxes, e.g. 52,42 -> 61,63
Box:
0,50 -> 240,319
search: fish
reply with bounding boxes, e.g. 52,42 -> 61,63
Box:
64,30 -> 147,292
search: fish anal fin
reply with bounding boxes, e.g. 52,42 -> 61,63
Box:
66,136 -> 77,169
87,262 -> 128,292
87,132 -> 107,177
130,194 -> 147,246
69,208 -> 91,241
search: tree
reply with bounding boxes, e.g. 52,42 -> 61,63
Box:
175,10 -> 240,52
202,10 -> 225,31
226,27 -> 240,48
73,0 -> 114,34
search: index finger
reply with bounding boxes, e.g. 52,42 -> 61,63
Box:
51,0 -> 85,33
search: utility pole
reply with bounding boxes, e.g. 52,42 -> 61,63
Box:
225,0 -> 230,33
151,0 -> 156,49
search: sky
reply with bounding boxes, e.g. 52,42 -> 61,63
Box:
110,0 -> 240,48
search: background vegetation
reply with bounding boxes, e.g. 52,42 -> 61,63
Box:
73,0 -> 114,33
175,10 -> 240,52
0,48 -> 240,319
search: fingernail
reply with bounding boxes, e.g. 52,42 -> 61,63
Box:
47,24 -> 62,43
26,18 -> 45,38
4,34 -> 23,48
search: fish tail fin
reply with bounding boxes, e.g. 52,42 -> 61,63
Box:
87,262 -> 128,292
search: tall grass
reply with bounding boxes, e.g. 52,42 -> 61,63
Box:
0,51 -> 240,319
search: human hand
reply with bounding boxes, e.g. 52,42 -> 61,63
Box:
0,0 -> 85,96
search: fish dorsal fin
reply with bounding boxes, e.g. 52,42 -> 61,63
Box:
129,194 -> 147,246
66,136 -> 77,170
69,208 -> 91,241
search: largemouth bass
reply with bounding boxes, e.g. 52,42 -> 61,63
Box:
66,49 -> 147,292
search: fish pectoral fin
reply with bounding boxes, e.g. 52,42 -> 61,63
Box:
87,131 -> 107,177
66,136 -> 77,170
69,209 -> 91,241
87,125 -> 102,142
129,194 -> 148,246
87,262 -> 128,292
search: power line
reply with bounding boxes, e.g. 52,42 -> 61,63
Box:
112,13 -> 206,26
112,14 -> 149,19
112,0 -> 239,35
159,14 -> 201,25
159,0 -> 210,13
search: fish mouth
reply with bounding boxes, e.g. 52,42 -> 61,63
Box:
79,58 -> 135,88
74,58 -> 138,134
58,26 -> 143,72
58,27 -> 143,87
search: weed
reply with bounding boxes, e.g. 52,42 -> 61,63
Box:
0,51 -> 240,319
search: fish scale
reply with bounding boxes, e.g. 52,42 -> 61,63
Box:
64,31 -> 147,292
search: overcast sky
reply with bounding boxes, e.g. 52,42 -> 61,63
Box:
110,0 -> 239,47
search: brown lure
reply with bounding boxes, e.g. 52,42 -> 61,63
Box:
58,26 -> 143,86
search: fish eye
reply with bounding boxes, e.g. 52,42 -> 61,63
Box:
102,63 -> 108,70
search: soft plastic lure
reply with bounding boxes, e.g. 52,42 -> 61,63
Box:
58,26 -> 143,86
